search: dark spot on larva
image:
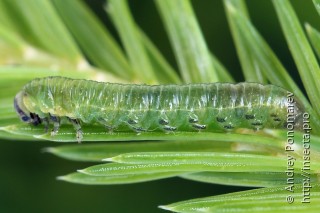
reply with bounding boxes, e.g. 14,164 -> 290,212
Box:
245,114 -> 255,120
30,113 -> 35,119
270,113 -> 277,117
30,113 -> 42,125
224,124 -> 234,129
273,118 -> 281,122
127,119 -> 138,125
192,124 -> 206,130
68,117 -> 81,125
189,118 -> 198,123
132,126 -> 145,132
163,125 -> 177,131
159,119 -> 169,125
216,117 -> 226,123
49,114 -> 59,122
251,121 -> 263,126
283,122 -> 288,128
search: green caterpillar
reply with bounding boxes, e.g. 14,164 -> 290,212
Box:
14,76 -> 305,142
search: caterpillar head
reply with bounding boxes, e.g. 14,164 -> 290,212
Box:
14,91 -> 41,125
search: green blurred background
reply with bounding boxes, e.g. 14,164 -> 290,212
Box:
0,0 -> 319,212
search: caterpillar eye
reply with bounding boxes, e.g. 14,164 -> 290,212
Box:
21,115 -> 31,122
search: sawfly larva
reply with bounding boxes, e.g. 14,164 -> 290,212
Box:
14,76 -> 305,142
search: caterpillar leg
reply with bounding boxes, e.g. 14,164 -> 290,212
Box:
68,118 -> 83,143
50,114 -> 61,136
42,117 -> 50,133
